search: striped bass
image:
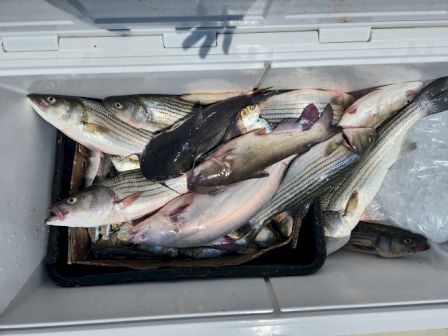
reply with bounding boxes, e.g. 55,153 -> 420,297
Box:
246,128 -> 375,237
28,95 -> 153,157
46,170 -> 188,227
103,95 -> 201,132
322,77 -> 448,238
259,89 -> 354,126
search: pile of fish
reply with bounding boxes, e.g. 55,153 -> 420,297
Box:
29,77 -> 448,261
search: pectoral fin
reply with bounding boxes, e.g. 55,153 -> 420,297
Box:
251,170 -> 270,178
253,128 -> 269,135
85,123 -> 110,134
344,191 -> 359,217
116,191 -> 143,208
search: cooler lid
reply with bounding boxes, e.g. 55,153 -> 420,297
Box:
1,0 -> 448,35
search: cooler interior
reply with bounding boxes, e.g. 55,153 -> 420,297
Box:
1,62 -> 448,330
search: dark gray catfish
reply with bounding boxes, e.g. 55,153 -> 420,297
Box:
140,89 -> 277,181
188,104 -> 335,192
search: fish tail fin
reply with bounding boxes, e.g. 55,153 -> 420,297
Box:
310,103 -> 335,134
416,77 -> 448,115
273,103 -> 321,132
249,88 -> 280,104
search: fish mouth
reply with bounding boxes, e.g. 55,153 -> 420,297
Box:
406,89 -> 418,98
342,131 -> 356,152
46,206 -> 69,223
411,241 -> 430,253
27,94 -> 46,110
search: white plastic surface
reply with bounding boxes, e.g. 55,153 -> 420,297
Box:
0,272 -> 273,327
1,0 -> 448,34
0,86 -> 54,316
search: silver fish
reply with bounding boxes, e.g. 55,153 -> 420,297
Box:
259,89 -> 354,126
103,95 -> 201,132
344,221 -> 429,257
28,95 -> 153,157
180,91 -> 248,105
222,104 -> 272,142
322,77 -> 448,238
247,128 -> 375,237
129,157 -> 294,248
338,82 -> 423,129
46,170 -> 188,227
111,155 -> 141,172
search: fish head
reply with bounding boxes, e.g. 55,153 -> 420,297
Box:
46,187 -> 115,227
339,83 -> 423,128
376,231 -> 429,257
128,217 -> 175,246
140,133 -> 195,180
375,82 -> 424,122
103,96 -> 144,127
379,82 -> 423,110
28,94 -> 82,129
129,194 -> 194,246
187,157 -> 232,192
239,104 -> 261,125
342,128 -> 376,155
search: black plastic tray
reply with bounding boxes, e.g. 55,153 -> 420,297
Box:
46,133 -> 327,287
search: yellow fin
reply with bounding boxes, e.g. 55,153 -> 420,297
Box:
344,191 -> 359,217
85,123 -> 110,134
117,191 -> 143,208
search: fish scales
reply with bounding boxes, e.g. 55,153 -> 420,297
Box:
260,90 -> 354,125
81,99 -> 152,146
251,142 -> 358,225
323,103 -> 427,211
100,171 -> 187,200
28,94 -> 154,157
322,77 -> 448,238
141,97 -> 196,117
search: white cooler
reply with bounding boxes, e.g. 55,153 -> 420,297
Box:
1,1 -> 448,335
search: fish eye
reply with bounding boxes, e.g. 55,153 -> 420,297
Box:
140,234 -> 146,240
46,96 -> 56,104
403,237 -> 413,245
368,136 -> 374,143
114,102 -> 123,109
249,105 -> 255,110
66,197 -> 77,205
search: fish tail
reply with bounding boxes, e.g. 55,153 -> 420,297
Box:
249,88 -> 280,104
311,103 -> 334,133
416,77 -> 448,115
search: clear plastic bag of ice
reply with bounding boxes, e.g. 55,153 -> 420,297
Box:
363,111 -> 448,243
